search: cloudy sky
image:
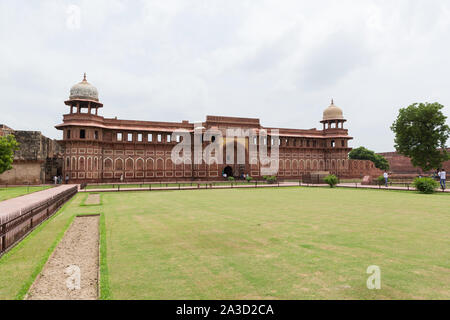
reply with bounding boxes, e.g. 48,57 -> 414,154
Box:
1,0 -> 450,152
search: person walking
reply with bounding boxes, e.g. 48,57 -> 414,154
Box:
383,171 -> 389,187
65,174 -> 69,184
53,175 -> 58,185
440,169 -> 446,190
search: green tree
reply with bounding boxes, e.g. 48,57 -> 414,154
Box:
348,146 -> 390,171
391,102 -> 450,172
0,134 -> 19,174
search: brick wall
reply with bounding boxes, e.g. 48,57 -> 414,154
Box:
378,150 -> 450,175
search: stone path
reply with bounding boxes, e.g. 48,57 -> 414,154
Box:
0,185 -> 77,218
84,193 -> 100,205
26,215 -> 99,300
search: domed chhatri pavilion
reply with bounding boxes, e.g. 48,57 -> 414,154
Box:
56,75 -> 379,183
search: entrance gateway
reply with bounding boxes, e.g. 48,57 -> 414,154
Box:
223,166 -> 233,178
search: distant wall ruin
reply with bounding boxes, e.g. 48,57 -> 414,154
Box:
378,149 -> 450,176
0,125 -> 63,185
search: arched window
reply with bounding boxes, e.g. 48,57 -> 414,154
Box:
115,158 -> 123,171
126,158 -> 133,171
79,157 -> 85,171
165,158 -> 174,170
72,156 -> 77,170
156,158 -> 164,170
146,158 -> 154,170
104,158 -> 113,170
136,158 -> 144,171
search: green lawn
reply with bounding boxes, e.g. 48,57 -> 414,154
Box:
0,186 -> 52,202
0,187 -> 449,299
85,182 -> 253,190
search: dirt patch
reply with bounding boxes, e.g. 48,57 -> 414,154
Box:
84,194 -> 100,205
26,216 -> 99,300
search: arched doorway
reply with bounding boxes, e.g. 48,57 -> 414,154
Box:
223,166 -> 233,178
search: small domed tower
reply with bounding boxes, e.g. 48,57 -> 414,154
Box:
64,73 -> 103,115
320,99 -> 351,150
320,99 -> 346,130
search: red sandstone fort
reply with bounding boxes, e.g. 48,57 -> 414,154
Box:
52,75 -> 381,183
5,74 -> 448,185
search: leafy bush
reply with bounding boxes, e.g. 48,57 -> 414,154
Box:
245,175 -> 253,183
263,175 -> 277,184
228,176 -> 235,182
413,177 -> 439,194
324,174 -> 338,188
376,175 -> 386,186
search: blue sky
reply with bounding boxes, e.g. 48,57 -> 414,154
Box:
1,0 -> 450,152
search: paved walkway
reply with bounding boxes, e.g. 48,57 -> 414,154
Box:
80,182 -> 449,193
337,182 -> 449,192
0,185 -> 78,218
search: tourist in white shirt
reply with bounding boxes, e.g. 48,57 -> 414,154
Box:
439,169 -> 446,190
383,171 -> 388,187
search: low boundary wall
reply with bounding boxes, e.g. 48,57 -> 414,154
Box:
0,186 -> 78,256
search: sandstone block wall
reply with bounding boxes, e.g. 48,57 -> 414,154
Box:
0,162 -> 43,185
0,128 -> 63,185
378,150 -> 450,175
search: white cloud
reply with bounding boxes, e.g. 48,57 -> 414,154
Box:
1,0 -> 449,152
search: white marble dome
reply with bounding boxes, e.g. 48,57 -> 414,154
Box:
69,74 -> 99,101
323,100 -> 344,121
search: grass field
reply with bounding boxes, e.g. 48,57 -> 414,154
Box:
0,187 -> 448,299
85,182 -> 254,190
0,186 -> 52,202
